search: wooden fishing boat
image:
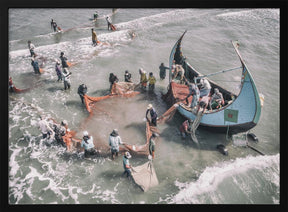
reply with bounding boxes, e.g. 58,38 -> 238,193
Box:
163,31 -> 262,134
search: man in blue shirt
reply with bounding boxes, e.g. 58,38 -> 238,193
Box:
81,131 -> 97,158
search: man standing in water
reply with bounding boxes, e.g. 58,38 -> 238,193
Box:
159,63 -> 169,80
62,68 -> 72,90
77,84 -> 88,104
31,57 -> 41,74
91,28 -> 98,46
109,129 -> 124,160
122,151 -> 132,178
51,19 -> 58,32
81,131 -> 97,158
146,104 -> 158,126
149,133 -> 158,159
28,40 -> 36,57
59,52 -> 69,68
38,115 -> 54,140
106,16 -> 113,30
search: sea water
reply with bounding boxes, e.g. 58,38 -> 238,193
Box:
8,8 -> 280,204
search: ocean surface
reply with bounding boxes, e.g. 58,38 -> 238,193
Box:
8,8 -> 280,204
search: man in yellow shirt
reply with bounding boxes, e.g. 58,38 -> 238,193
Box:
148,72 -> 156,91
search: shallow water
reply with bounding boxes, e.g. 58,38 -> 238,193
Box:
8,8 -> 279,204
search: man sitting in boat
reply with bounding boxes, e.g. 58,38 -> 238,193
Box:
172,64 -> 185,84
185,81 -> 200,109
198,78 -> 211,97
209,88 -> 224,110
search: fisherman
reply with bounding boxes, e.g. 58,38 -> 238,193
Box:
122,151 -> 132,178
185,81 -> 200,109
148,72 -> 156,91
28,41 -> 36,57
109,73 -> 119,93
81,131 -> 97,158
77,84 -> 88,104
198,77 -> 211,97
53,120 -> 68,147
149,133 -> 158,159
50,19 -> 57,32
179,119 -> 192,139
8,77 -> 15,92
106,16 -> 113,30
139,68 -> 148,89
91,28 -> 98,46
159,63 -> 169,80
146,104 -> 158,126
38,115 -> 54,140
196,95 -> 210,114
55,60 -> 62,82
109,129 -> 124,160
59,52 -> 69,68
124,70 -> 132,82
93,11 -> 98,21
31,57 -> 41,74
209,88 -> 224,110
62,68 -> 72,90
172,64 -> 185,83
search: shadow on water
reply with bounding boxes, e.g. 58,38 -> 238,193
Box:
159,110 -> 231,154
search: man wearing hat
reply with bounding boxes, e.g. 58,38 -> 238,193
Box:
109,129 -> 124,160
210,88 -> 224,110
146,104 -> 158,126
122,151 -> 132,178
81,131 -> 97,158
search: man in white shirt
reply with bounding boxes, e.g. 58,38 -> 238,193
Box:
38,116 -> 54,139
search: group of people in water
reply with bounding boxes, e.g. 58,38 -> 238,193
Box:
11,10 -> 228,179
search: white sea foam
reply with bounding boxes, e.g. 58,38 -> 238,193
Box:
171,154 -> 279,204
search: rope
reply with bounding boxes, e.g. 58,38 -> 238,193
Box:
190,109 -> 204,143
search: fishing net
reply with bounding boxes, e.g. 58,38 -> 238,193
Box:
131,161 -> 159,192
157,103 -> 179,124
83,82 -> 140,113
123,121 -> 159,157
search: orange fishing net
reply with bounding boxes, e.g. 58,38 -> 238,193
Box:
162,81 -> 191,106
83,82 -> 140,113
